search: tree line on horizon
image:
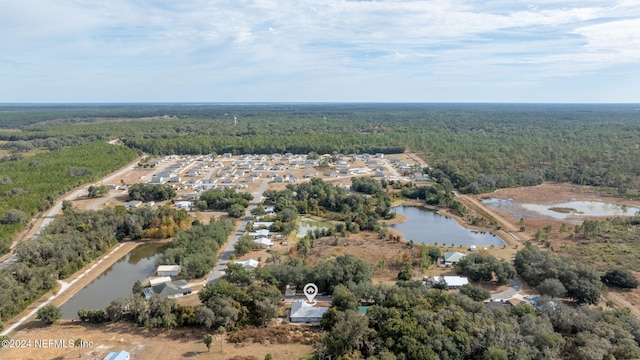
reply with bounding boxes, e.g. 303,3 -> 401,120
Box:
3,104 -> 639,194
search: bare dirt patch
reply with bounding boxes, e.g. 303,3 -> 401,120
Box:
0,321 -> 313,360
305,233 -> 410,282
472,182 -> 640,316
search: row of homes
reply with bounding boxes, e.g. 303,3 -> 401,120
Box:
146,152 -> 409,193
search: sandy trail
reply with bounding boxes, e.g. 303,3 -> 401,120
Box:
607,292 -> 640,318
456,193 -> 531,245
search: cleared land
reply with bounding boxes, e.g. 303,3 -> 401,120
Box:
1,321 -> 314,360
473,182 -> 640,315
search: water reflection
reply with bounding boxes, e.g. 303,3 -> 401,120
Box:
389,206 -> 504,247
60,243 -> 168,319
482,198 -> 640,220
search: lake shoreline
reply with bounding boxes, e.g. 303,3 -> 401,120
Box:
388,203 -> 505,247
389,199 -> 503,236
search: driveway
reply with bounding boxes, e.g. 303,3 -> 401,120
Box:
490,277 -> 522,300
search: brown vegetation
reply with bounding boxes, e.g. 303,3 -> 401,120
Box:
1,321 -> 313,360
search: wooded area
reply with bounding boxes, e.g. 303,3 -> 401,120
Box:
0,141 -> 137,251
2,104 -> 640,358
0,205 -> 190,322
2,103 -> 640,196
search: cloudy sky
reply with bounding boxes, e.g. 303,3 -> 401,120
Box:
1,0 -> 639,103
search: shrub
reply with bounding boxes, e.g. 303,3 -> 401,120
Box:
601,269 -> 639,289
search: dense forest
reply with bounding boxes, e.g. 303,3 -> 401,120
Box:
2,104 -> 640,196
0,141 -> 137,251
155,218 -> 235,278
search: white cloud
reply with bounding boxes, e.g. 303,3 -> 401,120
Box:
0,0 -> 639,102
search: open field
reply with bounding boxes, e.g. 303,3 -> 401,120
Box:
1,321 -> 314,360
473,182 -> 640,315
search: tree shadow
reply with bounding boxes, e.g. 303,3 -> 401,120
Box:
10,319 -> 50,333
183,350 -> 206,357
59,320 -> 212,344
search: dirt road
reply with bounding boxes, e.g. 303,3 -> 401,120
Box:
607,292 -> 640,318
455,192 -> 530,246
1,241 -> 139,336
406,152 -> 429,167
0,156 -> 143,266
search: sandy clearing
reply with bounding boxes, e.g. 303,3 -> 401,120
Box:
1,321 -> 314,360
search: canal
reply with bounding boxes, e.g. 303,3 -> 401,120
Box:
60,243 -> 169,319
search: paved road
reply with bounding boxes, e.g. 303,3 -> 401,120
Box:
206,180 -> 270,284
381,160 -> 409,181
0,157 -> 142,270
205,167 -> 220,180
0,253 -> 17,270
0,192 -> 73,270
491,277 -> 523,300
90,190 -> 126,211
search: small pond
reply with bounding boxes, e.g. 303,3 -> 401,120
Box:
482,198 -> 640,220
296,218 -> 332,238
389,206 -> 505,246
60,243 -> 169,319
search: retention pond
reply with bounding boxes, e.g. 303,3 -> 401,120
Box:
60,243 -> 168,319
389,206 -> 504,247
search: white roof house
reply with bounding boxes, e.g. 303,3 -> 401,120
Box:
254,238 -> 274,248
431,276 -> 469,288
175,201 -> 192,210
149,276 -> 172,286
157,265 -> 181,277
253,222 -> 274,229
235,259 -> 260,268
249,229 -> 272,239
124,200 -> 143,208
290,301 -> 329,323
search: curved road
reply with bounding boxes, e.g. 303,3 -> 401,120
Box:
206,180 -> 270,284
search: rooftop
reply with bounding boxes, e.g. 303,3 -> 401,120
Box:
290,301 -> 329,321
432,276 -> 469,287
443,251 -> 467,263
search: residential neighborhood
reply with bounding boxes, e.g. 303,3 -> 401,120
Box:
131,152 -> 421,209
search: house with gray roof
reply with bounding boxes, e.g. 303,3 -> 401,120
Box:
144,279 -> 192,299
443,251 -> 467,267
290,301 -> 329,323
